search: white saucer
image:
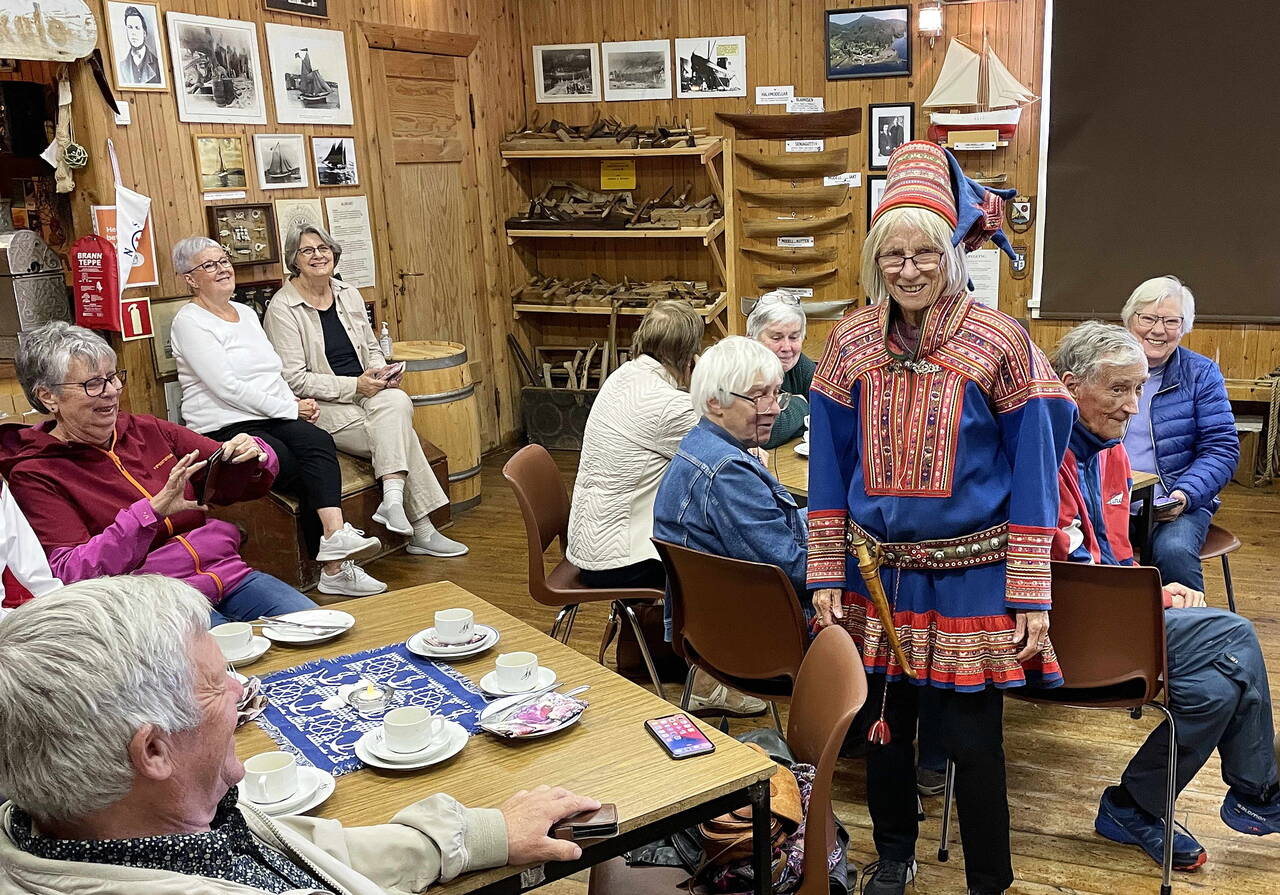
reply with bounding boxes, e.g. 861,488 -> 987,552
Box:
262,609 -> 355,645
479,666 -> 556,697
355,721 -> 468,770
241,766 -> 335,817
225,636 -> 270,667
794,441 -> 810,457
406,625 -> 499,660
364,727 -> 452,763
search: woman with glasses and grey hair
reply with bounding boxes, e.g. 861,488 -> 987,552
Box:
1119,275 -> 1237,591
262,224 -> 465,558
747,294 -> 813,449
0,321 -> 316,623
167,236 -> 387,598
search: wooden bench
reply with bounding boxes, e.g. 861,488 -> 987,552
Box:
213,437 -> 451,591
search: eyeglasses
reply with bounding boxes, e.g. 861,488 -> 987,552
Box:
875,250 -> 944,273
56,370 -> 127,397
730,390 -> 793,412
1135,313 -> 1184,331
296,245 -> 334,258
186,256 -> 233,275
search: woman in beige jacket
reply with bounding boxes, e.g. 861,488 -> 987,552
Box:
263,224 -> 466,558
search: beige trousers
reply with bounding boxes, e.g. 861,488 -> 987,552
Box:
323,388 -> 448,524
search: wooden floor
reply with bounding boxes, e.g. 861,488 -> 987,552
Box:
335,449 -> 1280,895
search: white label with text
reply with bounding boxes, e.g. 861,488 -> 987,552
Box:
755,85 -> 794,105
823,172 -> 862,187
785,96 -> 824,113
785,139 -> 824,152
777,236 -> 816,248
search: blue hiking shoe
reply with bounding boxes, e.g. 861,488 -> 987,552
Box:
1221,789 -> 1280,836
1094,787 -> 1207,871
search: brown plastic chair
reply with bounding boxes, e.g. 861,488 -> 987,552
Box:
1199,523 -> 1241,613
588,625 -> 868,895
654,539 -> 812,731
937,561 -> 1178,894
501,444 -> 667,697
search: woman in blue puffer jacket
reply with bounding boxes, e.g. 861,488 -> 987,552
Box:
1120,275 -> 1238,590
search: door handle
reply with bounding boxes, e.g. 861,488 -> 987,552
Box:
396,271 -> 425,297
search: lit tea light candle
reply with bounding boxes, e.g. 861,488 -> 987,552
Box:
346,679 -> 393,718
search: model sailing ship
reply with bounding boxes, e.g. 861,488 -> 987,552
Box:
922,36 -> 1037,143
294,49 -> 335,106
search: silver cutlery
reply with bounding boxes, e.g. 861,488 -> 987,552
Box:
252,616 -> 347,634
483,685 -> 590,726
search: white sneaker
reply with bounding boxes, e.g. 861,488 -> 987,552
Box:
372,500 -> 413,535
318,561 -> 387,597
405,531 -> 469,557
316,523 -> 381,563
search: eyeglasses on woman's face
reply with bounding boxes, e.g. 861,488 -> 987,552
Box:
875,250 -> 944,274
1134,313 -> 1184,331
296,244 -> 334,258
730,389 -> 793,412
56,369 -> 128,398
186,256 -> 233,275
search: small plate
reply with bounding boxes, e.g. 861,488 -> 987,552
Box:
406,625 -> 499,660
479,666 -> 556,697
480,706 -> 585,740
364,727 -> 453,763
241,767 -> 335,817
794,441 -> 810,457
262,609 -> 356,645
226,635 -> 270,667
420,627 -> 488,649
356,721 -> 468,770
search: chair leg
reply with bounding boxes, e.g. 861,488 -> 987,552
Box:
597,602 -> 620,665
937,759 -> 956,862
618,601 -> 666,699
549,605 -> 579,644
680,666 -> 697,710
549,606 -> 572,642
1222,555 -> 1237,614
768,700 -> 784,735
1147,701 -> 1178,895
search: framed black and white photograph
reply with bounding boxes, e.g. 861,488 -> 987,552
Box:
192,134 -> 248,191
252,134 -> 309,190
602,39 -> 672,102
868,174 -> 888,227
107,2 -> 167,90
150,296 -> 191,380
868,102 -> 914,169
825,6 -> 911,81
0,60 -> 17,74
265,23 -> 353,126
532,43 -> 600,103
264,0 -> 328,18
675,36 -> 746,99
312,136 -> 358,186
165,12 -> 267,124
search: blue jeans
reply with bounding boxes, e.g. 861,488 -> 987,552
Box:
210,571 -> 317,626
1149,505 -> 1213,591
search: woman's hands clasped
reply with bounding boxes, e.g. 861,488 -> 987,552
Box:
296,398 -> 320,422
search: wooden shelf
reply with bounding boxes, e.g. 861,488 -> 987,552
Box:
501,136 -> 722,167
506,217 -> 725,246
513,292 -> 728,319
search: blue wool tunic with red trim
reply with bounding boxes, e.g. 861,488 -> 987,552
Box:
806,292 -> 1077,691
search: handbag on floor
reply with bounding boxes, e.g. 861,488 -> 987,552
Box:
603,599 -> 689,684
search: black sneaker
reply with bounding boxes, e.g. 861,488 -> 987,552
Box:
860,857 -> 917,895
916,766 -> 947,797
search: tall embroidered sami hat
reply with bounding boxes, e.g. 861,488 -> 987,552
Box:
872,139 -> 1018,260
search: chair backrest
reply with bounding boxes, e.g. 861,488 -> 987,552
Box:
787,626 -> 868,895
1027,561 -> 1168,707
654,539 -> 810,686
501,444 -> 568,607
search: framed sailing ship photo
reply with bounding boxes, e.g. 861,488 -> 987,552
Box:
825,6 -> 911,80
207,203 -> 279,268
263,0 -> 328,18
252,134 -> 309,190
265,22 -> 353,125
192,134 -> 248,190
311,136 -> 358,186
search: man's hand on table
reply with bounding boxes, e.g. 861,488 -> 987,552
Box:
501,785 -> 601,864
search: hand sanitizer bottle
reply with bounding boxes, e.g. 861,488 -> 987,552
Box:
379,321 -> 393,359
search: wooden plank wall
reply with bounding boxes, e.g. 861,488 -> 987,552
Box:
515,0 -> 1280,378
61,0 -> 530,449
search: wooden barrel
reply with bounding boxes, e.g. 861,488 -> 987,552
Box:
393,340 -> 482,512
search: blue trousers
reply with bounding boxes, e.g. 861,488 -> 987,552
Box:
1148,505 -> 1213,591
1121,607 -> 1279,816
210,570 -> 317,626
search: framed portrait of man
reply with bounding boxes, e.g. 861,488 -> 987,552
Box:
107,2 -> 167,90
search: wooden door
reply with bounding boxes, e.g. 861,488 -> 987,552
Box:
369,48 -> 499,449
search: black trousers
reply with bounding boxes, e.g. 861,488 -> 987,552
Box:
854,675 -> 1012,893
206,418 -> 343,555
579,559 -> 666,590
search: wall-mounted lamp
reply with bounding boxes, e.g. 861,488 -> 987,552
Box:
919,1 -> 944,48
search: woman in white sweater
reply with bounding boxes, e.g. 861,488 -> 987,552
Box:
167,236 -> 385,598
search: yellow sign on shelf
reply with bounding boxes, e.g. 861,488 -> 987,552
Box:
600,159 -> 636,190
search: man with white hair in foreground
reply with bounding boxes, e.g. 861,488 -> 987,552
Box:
0,575 -> 598,894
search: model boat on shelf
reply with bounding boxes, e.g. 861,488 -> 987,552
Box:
922,37 -> 1037,143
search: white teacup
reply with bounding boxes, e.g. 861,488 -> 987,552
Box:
383,706 -> 446,753
212,622 -> 253,659
495,651 -> 539,692
803,415 -> 811,442
434,608 -> 475,645
243,751 -> 297,804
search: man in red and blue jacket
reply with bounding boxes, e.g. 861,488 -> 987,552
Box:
1051,322 -> 1278,873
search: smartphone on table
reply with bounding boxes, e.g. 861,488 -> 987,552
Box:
645,713 -> 716,760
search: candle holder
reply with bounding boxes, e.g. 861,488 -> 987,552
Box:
346,681 -> 394,718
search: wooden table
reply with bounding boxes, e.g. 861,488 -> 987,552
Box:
236,582 -> 776,894
769,437 -> 1163,563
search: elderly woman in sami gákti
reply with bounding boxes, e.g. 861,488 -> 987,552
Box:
805,142 -> 1076,895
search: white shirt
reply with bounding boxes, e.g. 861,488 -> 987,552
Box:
0,481 -> 61,605
567,356 -> 699,570
170,302 -> 300,434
